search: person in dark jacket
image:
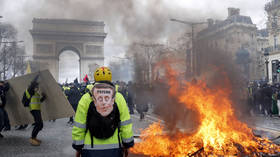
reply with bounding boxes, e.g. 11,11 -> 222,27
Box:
127,82 -> 135,114
135,84 -> 149,120
0,81 -> 10,138
65,83 -> 81,124
261,84 -> 273,117
253,87 -> 263,114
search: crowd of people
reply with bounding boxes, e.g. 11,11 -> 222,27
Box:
61,79 -> 151,122
247,81 -> 280,117
0,73 -> 164,145
0,67 -> 135,156
5,66 -> 280,156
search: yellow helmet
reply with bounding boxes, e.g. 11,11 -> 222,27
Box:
94,67 -> 112,82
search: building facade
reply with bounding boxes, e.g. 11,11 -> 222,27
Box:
256,29 -> 269,80
265,0 -> 280,83
196,8 -> 258,80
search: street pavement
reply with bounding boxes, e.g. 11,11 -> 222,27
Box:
0,114 -> 153,157
247,115 -> 280,144
1,112 -> 280,157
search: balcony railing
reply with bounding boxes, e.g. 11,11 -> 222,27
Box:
263,45 -> 280,53
265,0 -> 280,11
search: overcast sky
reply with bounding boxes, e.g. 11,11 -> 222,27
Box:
0,0 -> 271,81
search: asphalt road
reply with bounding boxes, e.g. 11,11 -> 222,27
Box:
1,113 -> 280,157
0,114 -> 153,157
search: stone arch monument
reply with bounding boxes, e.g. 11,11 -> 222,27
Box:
30,18 -> 106,81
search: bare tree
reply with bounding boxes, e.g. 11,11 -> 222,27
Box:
126,42 -> 165,84
0,23 -> 26,80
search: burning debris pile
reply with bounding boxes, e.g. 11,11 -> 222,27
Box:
131,63 -> 280,157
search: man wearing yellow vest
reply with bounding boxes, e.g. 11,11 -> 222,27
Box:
72,67 -> 134,157
25,78 -> 46,146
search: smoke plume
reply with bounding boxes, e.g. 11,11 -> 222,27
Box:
0,0 -> 223,54
148,40 -> 250,133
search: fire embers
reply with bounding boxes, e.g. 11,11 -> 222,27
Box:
131,65 -> 280,157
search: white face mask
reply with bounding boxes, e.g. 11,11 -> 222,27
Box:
92,87 -> 115,117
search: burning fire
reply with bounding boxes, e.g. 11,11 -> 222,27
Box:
131,64 -> 280,156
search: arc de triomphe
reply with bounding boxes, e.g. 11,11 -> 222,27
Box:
30,18 -> 106,81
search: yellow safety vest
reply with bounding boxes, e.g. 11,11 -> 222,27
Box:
72,92 -> 134,150
26,90 -> 41,111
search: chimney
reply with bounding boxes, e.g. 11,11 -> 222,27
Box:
228,8 -> 240,17
207,18 -> 214,27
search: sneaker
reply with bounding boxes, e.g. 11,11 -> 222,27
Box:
0,133 -> 3,138
34,138 -> 42,144
29,138 -> 40,146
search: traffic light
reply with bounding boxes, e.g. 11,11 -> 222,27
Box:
277,61 -> 280,73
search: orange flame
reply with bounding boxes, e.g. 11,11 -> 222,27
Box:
131,63 -> 280,156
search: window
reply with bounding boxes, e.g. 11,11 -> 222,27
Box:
274,35 -> 277,49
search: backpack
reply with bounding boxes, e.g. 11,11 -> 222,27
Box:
21,91 -> 31,107
86,101 -> 120,148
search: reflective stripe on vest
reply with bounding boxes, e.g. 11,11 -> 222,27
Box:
73,140 -> 84,145
120,119 -> 132,126
29,92 -> 41,110
83,143 -> 120,150
73,121 -> 86,129
122,136 -> 134,143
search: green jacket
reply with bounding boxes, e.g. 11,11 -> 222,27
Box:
72,92 -> 134,151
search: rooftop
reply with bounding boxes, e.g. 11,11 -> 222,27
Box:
198,15 -> 254,36
32,18 -> 105,26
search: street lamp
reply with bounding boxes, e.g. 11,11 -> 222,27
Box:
264,51 -> 269,82
170,18 -> 207,76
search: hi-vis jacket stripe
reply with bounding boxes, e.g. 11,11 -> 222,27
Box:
72,92 -> 134,150
83,144 -> 120,150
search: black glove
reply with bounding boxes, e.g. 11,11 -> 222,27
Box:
40,93 -> 47,102
32,74 -> 39,83
72,144 -> 84,152
30,74 -> 39,89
